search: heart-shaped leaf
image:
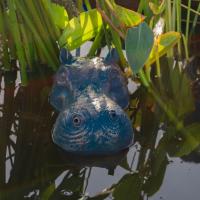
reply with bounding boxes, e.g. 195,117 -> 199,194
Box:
59,9 -> 102,50
125,22 -> 154,74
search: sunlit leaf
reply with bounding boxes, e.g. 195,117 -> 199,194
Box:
49,2 -> 68,29
113,173 -> 141,200
146,32 -> 181,66
125,22 -> 154,74
113,5 -> 145,28
59,9 -> 102,50
149,0 -> 166,15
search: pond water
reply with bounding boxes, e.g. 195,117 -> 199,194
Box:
0,75 -> 199,200
0,48 -> 200,200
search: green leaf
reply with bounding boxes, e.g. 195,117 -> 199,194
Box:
113,5 -> 145,28
175,123 -> 200,157
149,0 -> 166,15
143,156 -> 168,196
59,9 -> 103,50
86,192 -> 111,200
125,22 -> 154,74
146,32 -> 181,66
170,64 -> 194,117
49,2 -> 68,29
113,173 -> 142,200
41,183 -> 56,200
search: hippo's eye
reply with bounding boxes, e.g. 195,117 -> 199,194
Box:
72,115 -> 82,127
109,110 -> 117,119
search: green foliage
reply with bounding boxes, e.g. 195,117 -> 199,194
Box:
125,22 -> 154,74
146,32 -> 181,66
143,156 -> 167,196
112,4 -> 145,28
149,0 -> 166,15
0,0 -> 65,84
175,123 -> 200,157
113,173 -> 142,200
43,0 -> 69,29
59,9 -> 103,49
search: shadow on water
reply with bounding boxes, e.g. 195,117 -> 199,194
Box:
0,58 -> 200,200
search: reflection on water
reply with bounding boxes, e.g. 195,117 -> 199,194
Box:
0,68 -> 200,200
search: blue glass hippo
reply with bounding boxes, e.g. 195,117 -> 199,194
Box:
50,49 -> 133,155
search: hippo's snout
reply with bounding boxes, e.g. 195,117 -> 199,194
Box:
52,92 -> 134,155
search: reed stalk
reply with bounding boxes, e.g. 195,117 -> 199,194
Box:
0,5 -> 10,70
8,0 -> 28,85
185,0 -> 192,47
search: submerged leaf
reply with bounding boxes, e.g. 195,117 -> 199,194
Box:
169,63 -> 195,118
59,9 -> 102,50
125,22 -> 154,74
175,123 -> 200,157
113,173 -> 142,200
144,155 -> 168,196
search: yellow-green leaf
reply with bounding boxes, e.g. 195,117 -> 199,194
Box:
50,2 -> 68,29
149,0 -> 166,15
59,9 -> 102,50
42,0 -> 68,29
146,32 -> 181,66
114,5 -> 145,28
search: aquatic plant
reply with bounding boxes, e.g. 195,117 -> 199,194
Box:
0,0 -> 67,84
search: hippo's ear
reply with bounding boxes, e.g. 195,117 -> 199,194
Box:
49,65 -> 74,111
49,85 -> 74,112
59,48 -> 75,65
105,48 -> 120,64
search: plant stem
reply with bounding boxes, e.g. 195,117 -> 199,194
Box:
88,26 -> 104,57
189,1 -> 200,36
84,0 -> 92,10
138,69 -> 150,88
8,0 -> 28,85
182,34 -> 189,61
16,0 -> 58,70
176,0 -> 182,56
0,6 -> 10,70
138,69 -> 183,131
156,57 -> 161,78
185,0 -> 192,47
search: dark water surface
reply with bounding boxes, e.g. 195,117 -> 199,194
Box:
0,67 -> 200,200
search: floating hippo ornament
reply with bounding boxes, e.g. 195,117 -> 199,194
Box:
50,49 -> 133,155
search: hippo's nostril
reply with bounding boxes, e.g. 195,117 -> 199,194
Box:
110,110 -> 117,119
